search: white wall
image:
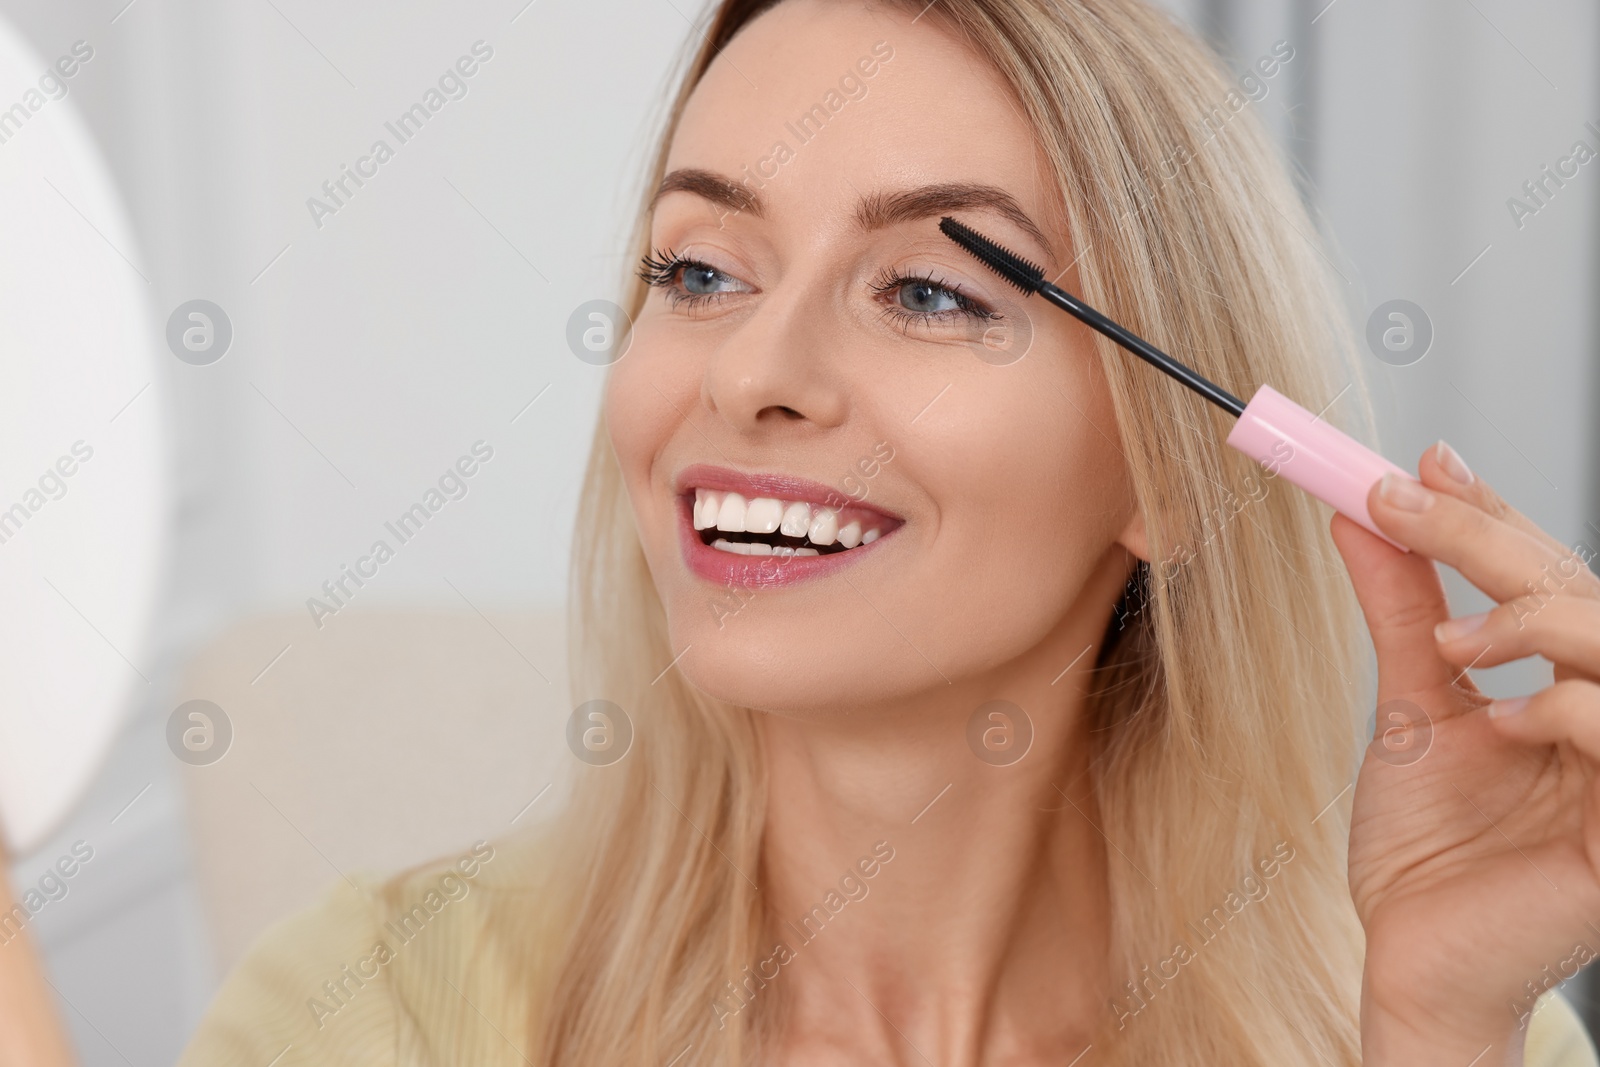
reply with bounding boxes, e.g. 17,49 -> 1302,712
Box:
1,1 -> 694,1060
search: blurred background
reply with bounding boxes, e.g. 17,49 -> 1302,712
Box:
0,0 -> 1593,1060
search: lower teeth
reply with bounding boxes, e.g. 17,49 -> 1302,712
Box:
710,539 -> 822,557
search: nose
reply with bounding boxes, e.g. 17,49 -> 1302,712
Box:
700,271 -> 849,435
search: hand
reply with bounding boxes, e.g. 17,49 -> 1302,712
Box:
0,842 -> 78,1066
1331,442 -> 1600,1065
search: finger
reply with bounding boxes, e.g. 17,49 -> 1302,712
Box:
1367,472 -> 1581,605
1419,441 -> 1588,565
1483,679 -> 1600,757
1434,595 -> 1600,676
1331,511 -> 1465,699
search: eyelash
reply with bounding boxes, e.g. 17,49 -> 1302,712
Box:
636,247 -> 998,329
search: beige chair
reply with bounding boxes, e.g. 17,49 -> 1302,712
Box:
174,608 -> 571,972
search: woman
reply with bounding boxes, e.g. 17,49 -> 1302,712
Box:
4,0 -> 1587,1064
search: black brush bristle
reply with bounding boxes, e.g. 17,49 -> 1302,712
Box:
938,216 -> 1045,294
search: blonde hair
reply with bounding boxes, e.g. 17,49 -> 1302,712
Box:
526,1 -> 1375,1063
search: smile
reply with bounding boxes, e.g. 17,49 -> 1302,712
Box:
692,489 -> 892,556
674,463 -> 902,588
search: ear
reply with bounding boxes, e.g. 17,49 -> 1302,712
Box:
1115,503 -> 1150,564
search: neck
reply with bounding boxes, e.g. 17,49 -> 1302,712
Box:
755,598 -> 1119,1065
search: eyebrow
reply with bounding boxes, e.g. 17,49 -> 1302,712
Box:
651,167 -> 1055,261
652,168 -> 763,218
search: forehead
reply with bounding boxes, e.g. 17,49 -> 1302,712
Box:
664,0 -> 1063,243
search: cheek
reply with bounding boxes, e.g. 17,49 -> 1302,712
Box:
998,402 -> 1126,549
893,359 -> 1131,656
604,321 -> 693,496
929,359 -> 1128,563
602,317 -> 715,609
603,358 -> 655,487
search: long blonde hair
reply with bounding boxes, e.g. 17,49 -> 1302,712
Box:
527,1 -> 1374,1063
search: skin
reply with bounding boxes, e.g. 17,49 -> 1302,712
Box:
0,854 -> 76,1066
1345,457 -> 1600,1065
609,1 -> 1600,1065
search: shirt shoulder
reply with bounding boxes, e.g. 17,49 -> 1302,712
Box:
177,870 -> 399,1067
1527,988 -> 1600,1067
179,835 -> 552,1067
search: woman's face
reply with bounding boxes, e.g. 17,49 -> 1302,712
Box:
607,0 -> 1146,718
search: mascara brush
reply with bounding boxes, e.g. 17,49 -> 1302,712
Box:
939,215 -> 1413,550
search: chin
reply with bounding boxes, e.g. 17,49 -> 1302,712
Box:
664,601 -> 952,719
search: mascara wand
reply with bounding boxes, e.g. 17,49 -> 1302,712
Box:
938,215 -> 1414,550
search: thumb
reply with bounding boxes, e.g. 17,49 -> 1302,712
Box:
1329,512 -> 1467,702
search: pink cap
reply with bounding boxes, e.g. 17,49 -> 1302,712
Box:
1225,384 -> 1413,551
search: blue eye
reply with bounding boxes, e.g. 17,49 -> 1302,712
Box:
869,268 -> 995,332
638,248 -> 750,310
681,263 -> 731,296
895,279 -> 966,314
636,248 -> 998,330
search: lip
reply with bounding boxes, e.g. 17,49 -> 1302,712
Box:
674,462 -> 902,589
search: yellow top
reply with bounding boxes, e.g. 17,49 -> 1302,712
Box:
178,839 -> 1599,1066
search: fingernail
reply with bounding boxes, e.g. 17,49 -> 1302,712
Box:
1434,612 -> 1489,642
1378,472 -> 1432,512
1488,697 -> 1529,718
1434,441 -> 1474,486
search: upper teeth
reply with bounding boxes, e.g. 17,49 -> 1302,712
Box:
692,488 -> 885,551
780,502 -> 810,537
807,506 -> 837,545
744,496 -> 783,534
715,493 -> 746,532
